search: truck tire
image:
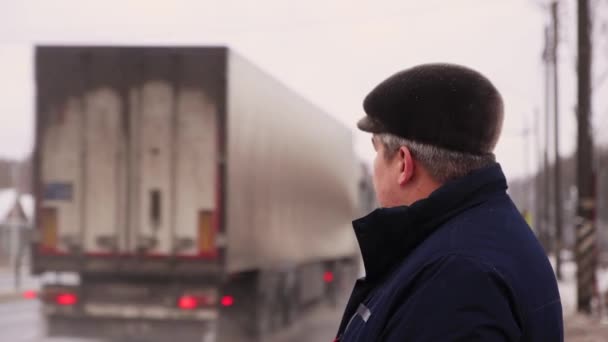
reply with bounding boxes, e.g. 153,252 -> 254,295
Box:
218,271 -> 280,342
251,271 -> 283,337
43,316 -> 61,337
278,270 -> 298,327
282,285 -> 298,326
252,293 -> 273,337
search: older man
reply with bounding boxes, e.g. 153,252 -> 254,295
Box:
335,64 -> 563,341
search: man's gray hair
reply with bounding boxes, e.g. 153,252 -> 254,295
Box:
377,133 -> 496,183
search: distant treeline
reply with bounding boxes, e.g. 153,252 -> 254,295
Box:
0,157 -> 32,193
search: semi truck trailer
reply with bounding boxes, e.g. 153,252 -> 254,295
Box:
32,46 -> 362,341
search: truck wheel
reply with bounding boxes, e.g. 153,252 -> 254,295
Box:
252,293 -> 275,337
270,297 -> 283,331
282,286 -> 298,326
44,315 -> 66,337
252,271 -> 285,338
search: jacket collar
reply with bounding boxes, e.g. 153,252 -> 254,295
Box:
353,163 -> 508,282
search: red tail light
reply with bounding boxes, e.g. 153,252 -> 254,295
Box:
178,295 -> 199,310
221,295 -> 234,307
324,271 -> 334,283
56,293 -> 78,306
178,294 -> 213,310
23,290 -> 37,299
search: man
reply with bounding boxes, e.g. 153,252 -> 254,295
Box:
335,64 -> 563,341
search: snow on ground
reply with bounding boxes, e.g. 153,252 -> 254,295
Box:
552,255 -> 608,341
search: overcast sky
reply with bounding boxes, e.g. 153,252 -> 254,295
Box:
1,0 -> 607,181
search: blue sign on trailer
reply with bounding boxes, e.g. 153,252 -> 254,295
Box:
44,182 -> 73,201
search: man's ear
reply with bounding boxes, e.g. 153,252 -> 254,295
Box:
397,146 -> 414,186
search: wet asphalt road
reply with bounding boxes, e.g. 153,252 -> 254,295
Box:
0,298 -> 343,342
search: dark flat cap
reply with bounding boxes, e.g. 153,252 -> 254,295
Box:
358,63 -> 504,155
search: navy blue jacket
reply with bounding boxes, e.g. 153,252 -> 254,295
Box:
336,164 -> 563,341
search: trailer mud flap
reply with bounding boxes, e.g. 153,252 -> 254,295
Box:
198,210 -> 216,257
40,207 -> 59,252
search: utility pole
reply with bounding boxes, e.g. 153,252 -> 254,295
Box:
542,25 -> 552,255
534,108 -> 544,247
551,1 -> 563,281
523,120 -> 530,211
10,162 -> 21,290
576,0 -> 596,314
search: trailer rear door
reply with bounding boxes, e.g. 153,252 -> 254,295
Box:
36,47 -> 222,259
